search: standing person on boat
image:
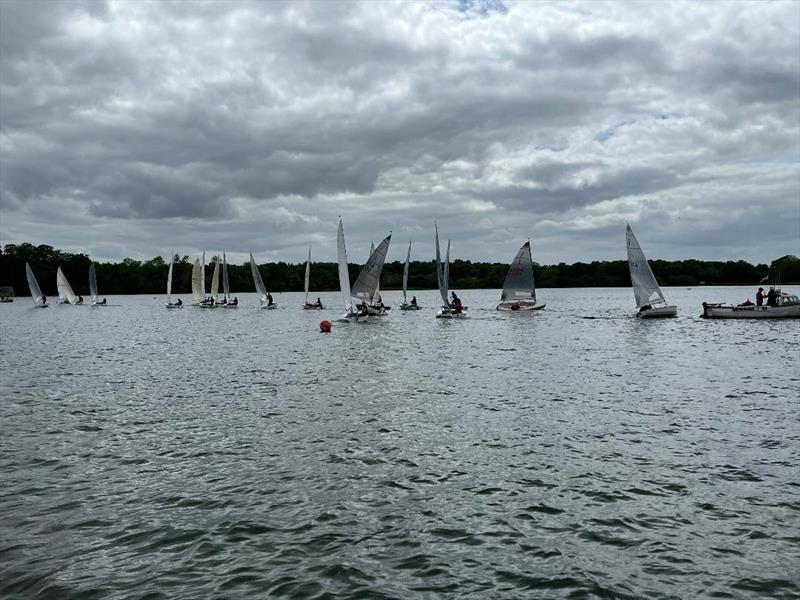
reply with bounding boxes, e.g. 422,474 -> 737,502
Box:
756,288 -> 765,306
767,288 -> 777,306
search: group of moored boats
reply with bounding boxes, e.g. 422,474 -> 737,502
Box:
19,222 -> 799,319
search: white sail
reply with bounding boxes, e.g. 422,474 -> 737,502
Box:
191,258 -> 204,304
337,219 -> 352,312
304,247 -> 311,304
57,267 -> 78,304
222,252 -> 230,303
369,242 -> 381,302
435,224 -> 449,307
56,268 -> 66,302
626,224 -> 667,308
500,241 -> 536,302
89,262 -> 98,304
402,241 -> 411,303
166,259 -> 174,303
201,251 -> 206,296
210,258 -> 220,300
351,234 -> 392,302
26,263 -> 44,305
444,239 -> 450,303
250,253 -> 268,305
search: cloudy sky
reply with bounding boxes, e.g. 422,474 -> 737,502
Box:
1,0 -> 798,265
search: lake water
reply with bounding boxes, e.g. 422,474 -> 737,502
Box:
1,286 -> 798,599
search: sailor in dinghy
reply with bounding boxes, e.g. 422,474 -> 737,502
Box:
335,218 -> 391,322
302,247 -> 323,309
399,241 -> 421,311
165,258 -> 183,308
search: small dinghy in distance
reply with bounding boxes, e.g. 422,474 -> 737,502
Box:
26,263 -> 48,308
400,241 -> 420,311
89,262 -> 108,306
250,253 -> 276,309
702,290 -> 800,319
497,240 -> 546,311
302,247 -> 323,310
626,224 -> 677,318
434,224 -> 466,319
350,232 -> 392,317
165,258 -> 183,308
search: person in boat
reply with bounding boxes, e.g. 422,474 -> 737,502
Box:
99,298 -> 107,305
453,296 -> 463,314
639,304 -> 652,313
756,288 -> 765,306
316,297 -> 323,308
231,297 -> 238,306
77,295 -> 84,304
175,298 -> 182,306
267,292 -> 273,306
357,301 -> 369,316
41,295 -> 47,306
410,296 -> 417,306
767,288 -> 777,307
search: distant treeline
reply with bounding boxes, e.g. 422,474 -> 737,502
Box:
1,243 -> 798,297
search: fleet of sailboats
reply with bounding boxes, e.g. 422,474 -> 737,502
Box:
625,224 -> 677,318
497,241 -> 545,311
17,223 -> 795,321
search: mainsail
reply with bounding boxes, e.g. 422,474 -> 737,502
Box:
500,241 -> 536,302
402,241 -> 411,303
351,234 -> 391,302
250,253 -> 268,305
369,242 -> 381,302
166,259 -> 174,303
435,224 -> 449,307
26,263 -> 44,305
222,252 -> 230,303
210,258 -> 220,300
304,247 -> 312,304
201,251 -> 206,296
89,262 -> 98,304
57,267 -> 78,304
191,258 -> 204,304
626,224 -> 667,308
337,219 -> 352,312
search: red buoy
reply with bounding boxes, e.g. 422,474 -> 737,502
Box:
320,320 -> 332,332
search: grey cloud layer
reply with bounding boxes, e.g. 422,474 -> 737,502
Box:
1,0 -> 798,264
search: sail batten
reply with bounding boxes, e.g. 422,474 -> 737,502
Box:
250,253 -> 268,304
626,224 -> 667,308
26,263 -> 44,305
337,219 -> 352,311
351,235 -> 392,302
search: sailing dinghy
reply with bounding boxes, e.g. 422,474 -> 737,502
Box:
250,253 -> 276,309
497,241 -> 545,311
166,259 -> 182,308
221,252 -> 237,308
400,241 -> 420,310
434,224 -> 466,319
626,224 -> 677,318
302,247 -> 323,309
26,263 -> 48,307
207,257 -> 220,307
56,267 -> 81,304
89,262 -> 108,306
351,234 -> 392,317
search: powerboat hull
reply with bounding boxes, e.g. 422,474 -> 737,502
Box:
638,305 -> 677,318
702,303 -> 799,319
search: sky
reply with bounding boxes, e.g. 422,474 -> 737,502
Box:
1,0 -> 798,266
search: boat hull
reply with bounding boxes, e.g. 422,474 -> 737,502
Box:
497,301 -> 546,311
303,304 -> 323,310
436,308 -> 468,319
702,303 -> 800,319
262,304 -> 278,310
400,303 -> 420,311
165,304 -> 183,309
638,305 -> 677,318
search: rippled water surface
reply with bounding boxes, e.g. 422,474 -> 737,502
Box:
2,286 -> 799,599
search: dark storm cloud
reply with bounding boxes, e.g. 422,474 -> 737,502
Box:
1,0 -> 798,264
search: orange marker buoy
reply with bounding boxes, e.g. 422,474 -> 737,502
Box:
320,320 -> 332,332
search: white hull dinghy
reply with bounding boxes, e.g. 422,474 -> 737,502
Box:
434,224 -> 467,319
165,258 -> 183,308
626,224 -> 677,318
702,291 -> 799,319
302,247 -> 323,310
400,241 -> 420,311
26,263 -> 48,308
497,240 -> 546,311
250,253 -> 276,309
